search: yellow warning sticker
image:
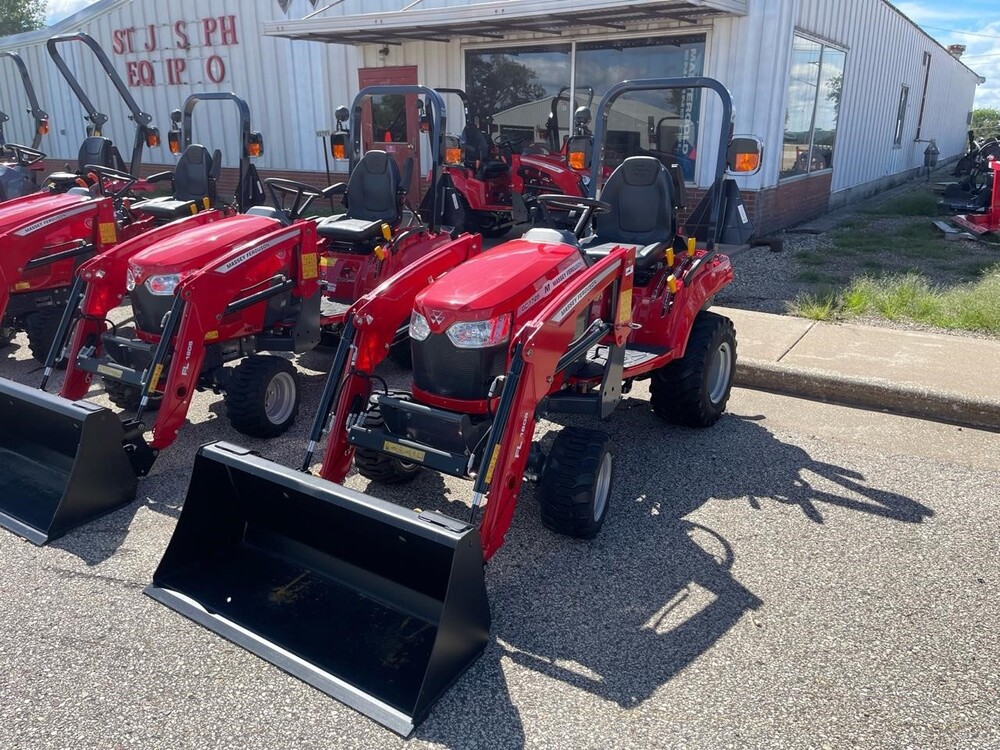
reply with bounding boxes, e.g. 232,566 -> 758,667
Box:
204,330 -> 220,341
147,364 -> 164,393
382,441 -> 426,462
98,222 -> 117,245
14,281 -> 31,291
319,256 -> 333,267
300,253 -> 319,280
97,364 -> 122,379
617,288 -> 632,325
484,445 -> 501,484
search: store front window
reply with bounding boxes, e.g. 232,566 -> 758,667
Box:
781,34 -> 846,178
465,34 -> 706,180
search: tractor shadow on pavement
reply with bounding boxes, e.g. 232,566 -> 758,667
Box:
412,402 -> 933,748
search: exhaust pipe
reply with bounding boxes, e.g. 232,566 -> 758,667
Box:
0,380 -> 137,544
145,442 -> 490,736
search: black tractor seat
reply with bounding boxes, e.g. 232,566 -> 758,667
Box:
133,144 -> 219,219
317,150 -> 402,245
579,156 -> 675,271
46,136 -> 121,186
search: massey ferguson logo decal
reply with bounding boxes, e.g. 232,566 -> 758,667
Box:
517,257 -> 586,317
428,309 -> 445,325
216,229 -> 299,273
14,203 -> 94,236
552,265 -> 618,323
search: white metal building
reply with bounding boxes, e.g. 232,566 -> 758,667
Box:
0,0 -> 984,232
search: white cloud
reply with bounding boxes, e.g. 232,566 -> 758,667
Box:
45,0 -> 101,25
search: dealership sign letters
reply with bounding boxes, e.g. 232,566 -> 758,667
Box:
112,16 -> 239,87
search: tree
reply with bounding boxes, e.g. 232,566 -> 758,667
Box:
0,0 -> 46,37
971,108 -> 1000,139
466,55 -> 547,126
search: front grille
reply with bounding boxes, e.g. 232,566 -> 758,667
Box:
412,333 -> 507,401
130,286 -> 173,334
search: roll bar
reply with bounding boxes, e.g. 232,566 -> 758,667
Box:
589,77 -> 735,253
348,85 -> 447,234
46,32 -> 155,175
0,51 -> 48,150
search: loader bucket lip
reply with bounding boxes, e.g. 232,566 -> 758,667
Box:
143,584 -> 418,735
0,378 -> 137,545
145,441 -> 490,737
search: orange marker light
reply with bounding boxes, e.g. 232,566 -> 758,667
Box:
333,143 -> 346,159
734,152 -> 760,173
568,151 -> 586,170
37,119 -> 49,136
445,146 -> 462,165
248,142 -> 263,157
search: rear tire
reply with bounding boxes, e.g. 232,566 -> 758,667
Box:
224,355 -> 300,438
354,401 -> 422,484
103,377 -> 162,412
538,427 -> 614,539
24,307 -> 67,367
650,311 -> 736,428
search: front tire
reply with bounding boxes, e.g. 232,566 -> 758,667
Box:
650,311 -> 736,427
538,427 -> 614,539
24,307 -> 66,366
354,400 -> 422,485
224,355 -> 300,438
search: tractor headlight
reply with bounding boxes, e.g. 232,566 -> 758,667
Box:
145,273 -> 185,296
446,314 -> 511,349
409,310 -> 431,341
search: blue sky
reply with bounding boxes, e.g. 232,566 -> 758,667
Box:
46,0 -> 1000,109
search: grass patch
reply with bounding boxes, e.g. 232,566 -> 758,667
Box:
795,250 -> 828,266
796,270 -> 842,284
788,265 -> 1000,334
865,189 -> 940,217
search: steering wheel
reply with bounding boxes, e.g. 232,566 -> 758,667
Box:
495,135 -> 528,158
536,194 -> 611,240
3,143 -> 46,167
265,177 -> 325,221
82,163 -> 137,202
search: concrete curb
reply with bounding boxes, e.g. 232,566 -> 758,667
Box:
735,358 -> 1000,432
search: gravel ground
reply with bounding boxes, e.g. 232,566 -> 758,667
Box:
1,326 -> 999,749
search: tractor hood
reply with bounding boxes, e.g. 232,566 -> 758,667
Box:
414,236 -> 584,333
128,214 -> 280,277
0,191 -> 94,236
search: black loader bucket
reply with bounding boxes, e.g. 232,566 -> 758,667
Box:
0,380 -> 137,544
145,442 -> 490,736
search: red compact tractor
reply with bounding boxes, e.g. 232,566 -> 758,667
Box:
0,87 -> 476,546
953,157 -> 1000,235
0,51 -> 50,204
0,33 -> 165,359
428,87 -> 593,237
144,77 -> 762,735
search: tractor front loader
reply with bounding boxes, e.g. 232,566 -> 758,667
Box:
144,77 -> 762,735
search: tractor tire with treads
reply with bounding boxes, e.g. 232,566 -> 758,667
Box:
650,310 -> 736,428
354,401 -> 422,485
24,308 -> 66,367
538,427 -> 614,539
224,355 -> 300,438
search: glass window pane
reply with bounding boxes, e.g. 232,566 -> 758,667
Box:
781,36 -> 823,178
576,35 -> 706,181
370,94 -> 408,143
465,45 -> 571,148
894,85 -> 909,146
813,47 -> 845,171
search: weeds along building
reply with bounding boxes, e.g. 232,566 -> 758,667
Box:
0,0 -> 983,233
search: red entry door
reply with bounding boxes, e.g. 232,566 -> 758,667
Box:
358,66 -> 421,199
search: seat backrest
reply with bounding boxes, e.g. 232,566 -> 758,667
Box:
594,156 -> 674,244
77,136 -> 115,172
462,124 -> 490,165
345,150 -> 401,223
171,144 -> 215,202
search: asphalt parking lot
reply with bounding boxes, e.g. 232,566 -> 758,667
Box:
1,327 -> 998,750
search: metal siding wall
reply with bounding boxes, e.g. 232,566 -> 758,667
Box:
796,0 -> 979,193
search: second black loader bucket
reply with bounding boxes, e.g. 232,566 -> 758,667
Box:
145,442 -> 491,736
0,379 -> 137,544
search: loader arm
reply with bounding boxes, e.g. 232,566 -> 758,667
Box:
475,247 -> 635,560
315,233 -> 483,480
59,210 -> 230,399
146,222 -> 319,450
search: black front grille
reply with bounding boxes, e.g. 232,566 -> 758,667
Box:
412,333 -> 507,401
130,286 -> 173,334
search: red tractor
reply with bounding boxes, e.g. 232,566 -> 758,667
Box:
144,77 -> 762,735
0,87 -> 476,546
0,32 -> 165,359
0,50 -> 50,204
